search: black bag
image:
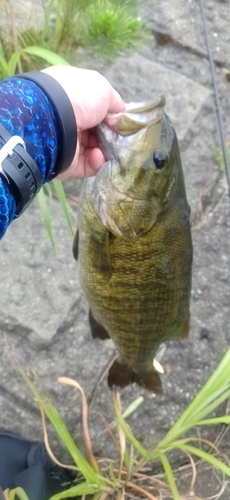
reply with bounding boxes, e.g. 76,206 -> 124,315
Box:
0,431 -> 70,500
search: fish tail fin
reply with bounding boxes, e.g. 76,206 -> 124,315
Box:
108,360 -> 162,394
134,371 -> 162,394
108,361 -> 134,389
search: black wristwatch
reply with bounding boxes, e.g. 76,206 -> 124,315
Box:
0,124 -> 42,217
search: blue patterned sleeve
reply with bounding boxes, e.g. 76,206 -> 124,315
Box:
0,77 -> 62,238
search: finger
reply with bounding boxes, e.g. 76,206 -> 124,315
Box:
79,148 -> 105,177
59,147 -> 105,179
80,129 -> 99,149
108,88 -> 126,114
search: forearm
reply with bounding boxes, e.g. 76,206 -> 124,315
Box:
0,72 -> 77,238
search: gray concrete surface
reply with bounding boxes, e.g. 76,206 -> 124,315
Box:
1,0 -> 230,498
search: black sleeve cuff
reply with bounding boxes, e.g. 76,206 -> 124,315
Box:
20,71 -> 78,177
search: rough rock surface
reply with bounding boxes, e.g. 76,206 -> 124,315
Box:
0,0 -> 230,498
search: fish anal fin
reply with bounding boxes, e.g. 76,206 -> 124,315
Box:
73,229 -> 79,261
175,317 -> 190,339
89,310 -> 110,340
108,361 -> 163,394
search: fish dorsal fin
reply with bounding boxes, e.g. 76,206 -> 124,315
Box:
116,95 -> 165,136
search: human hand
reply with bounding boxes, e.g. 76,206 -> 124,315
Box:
42,66 -> 125,179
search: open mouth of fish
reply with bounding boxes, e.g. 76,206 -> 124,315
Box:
104,95 -> 165,135
97,95 -> 166,155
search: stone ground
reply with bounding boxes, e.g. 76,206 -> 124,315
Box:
0,0 -> 230,498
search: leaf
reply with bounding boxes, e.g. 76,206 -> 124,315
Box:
7,51 -> 23,77
0,41 -> 14,78
113,391 -> 148,458
49,482 -> 101,499
58,377 -> 101,476
152,348 -> 230,450
52,180 -> 74,235
37,188 -> 56,255
18,367 -> 101,485
121,396 -> 144,420
176,443 -> 230,476
20,46 -> 69,65
159,453 -> 179,500
8,487 -> 30,500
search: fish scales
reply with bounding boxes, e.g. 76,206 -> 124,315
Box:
74,96 -> 193,392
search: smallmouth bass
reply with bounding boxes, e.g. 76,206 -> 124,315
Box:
73,96 -> 193,393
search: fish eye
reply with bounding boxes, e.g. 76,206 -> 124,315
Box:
153,149 -> 168,169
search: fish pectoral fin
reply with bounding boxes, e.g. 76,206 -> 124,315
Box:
108,361 -> 162,394
73,229 -> 79,261
89,310 -> 110,340
90,230 -> 112,275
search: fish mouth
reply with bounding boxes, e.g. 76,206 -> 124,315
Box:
97,95 -> 166,158
104,95 -> 165,132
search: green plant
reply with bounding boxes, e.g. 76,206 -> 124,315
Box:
0,41 -> 69,79
12,348 -> 230,499
6,488 -> 30,500
37,180 -> 74,256
0,0 -> 150,71
79,0 -> 150,58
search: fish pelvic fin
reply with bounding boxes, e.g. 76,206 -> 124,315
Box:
89,310 -> 110,340
108,360 -> 162,394
73,229 -> 79,261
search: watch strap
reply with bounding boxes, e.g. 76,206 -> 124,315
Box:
19,71 -> 77,177
0,124 -> 42,217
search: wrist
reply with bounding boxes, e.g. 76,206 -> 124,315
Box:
20,71 -> 78,178
0,124 -> 41,217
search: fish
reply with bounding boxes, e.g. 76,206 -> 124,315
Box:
73,95 -> 193,393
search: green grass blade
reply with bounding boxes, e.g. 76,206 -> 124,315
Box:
154,349 -> 230,449
175,444 -> 230,477
37,187 -> 56,255
159,386 -> 230,442
113,392 -> 148,458
52,179 -> 74,235
159,453 -> 179,500
0,41 -> 11,78
18,368 -> 103,486
41,0 -> 57,42
192,387 -> 230,422
111,396 -> 144,428
7,51 -> 23,77
162,437 -> 219,455
122,396 -> 144,420
9,488 -> 30,500
20,46 -> 69,65
196,416 -> 230,426
49,482 -> 101,499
